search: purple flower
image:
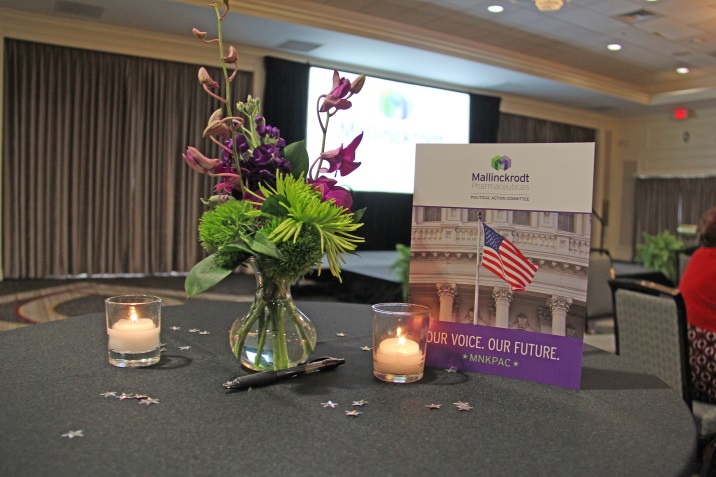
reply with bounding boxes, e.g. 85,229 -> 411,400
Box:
309,177 -> 353,210
319,133 -> 363,176
214,176 -> 241,196
319,70 -> 353,112
234,123 -> 292,193
240,146 -> 292,192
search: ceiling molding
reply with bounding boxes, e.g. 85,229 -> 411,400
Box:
0,7 -> 263,70
170,0 -> 652,105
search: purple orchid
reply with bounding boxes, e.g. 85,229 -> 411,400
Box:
319,70 -> 353,112
319,133 -> 363,177
309,177 -> 353,210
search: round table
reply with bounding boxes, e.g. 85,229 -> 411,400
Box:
0,301 -> 697,476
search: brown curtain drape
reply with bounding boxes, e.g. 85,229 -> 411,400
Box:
497,113 -> 596,143
2,39 -> 252,278
633,176 -> 716,252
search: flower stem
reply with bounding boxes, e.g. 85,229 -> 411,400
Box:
270,301 -> 290,369
288,305 -> 315,357
313,108 -> 331,175
232,299 -> 263,358
213,3 -> 244,195
253,313 -> 269,367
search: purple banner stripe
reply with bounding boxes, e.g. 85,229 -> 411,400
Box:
425,320 -> 583,389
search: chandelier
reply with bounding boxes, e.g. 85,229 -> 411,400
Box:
535,0 -> 564,11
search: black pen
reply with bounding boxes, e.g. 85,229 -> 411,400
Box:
222,356 -> 345,390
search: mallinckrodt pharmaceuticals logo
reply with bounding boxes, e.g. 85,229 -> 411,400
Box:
472,154 -> 530,193
491,155 -> 512,171
379,89 -> 411,119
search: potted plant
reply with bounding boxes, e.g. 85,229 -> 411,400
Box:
635,230 -> 684,284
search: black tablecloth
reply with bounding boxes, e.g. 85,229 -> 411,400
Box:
0,301 -> 697,476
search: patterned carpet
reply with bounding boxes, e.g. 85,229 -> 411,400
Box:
0,276 -> 254,332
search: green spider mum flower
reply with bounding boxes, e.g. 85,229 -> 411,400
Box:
259,217 -> 323,284
258,173 -> 364,281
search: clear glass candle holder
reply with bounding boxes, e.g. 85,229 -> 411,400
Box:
106,295 -> 162,368
372,303 -> 431,383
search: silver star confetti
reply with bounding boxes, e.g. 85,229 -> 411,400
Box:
189,328 -> 200,333
336,332 -> 346,337
360,346 -> 371,351
321,401 -> 338,408
170,326 -> 181,331
62,430 -> 84,439
345,410 -> 362,417
456,404 -> 474,411
446,367 -> 458,373
352,400 -> 368,407
426,403 -> 442,409
453,401 -> 469,407
100,392 -> 117,398
179,346 -> 191,350
117,393 -> 135,400
138,397 -> 159,405
199,331 -> 210,335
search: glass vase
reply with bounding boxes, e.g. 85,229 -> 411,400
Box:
229,258 -> 317,371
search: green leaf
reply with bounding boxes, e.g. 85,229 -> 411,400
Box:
352,207 -> 366,224
283,140 -> 309,180
261,194 -> 290,218
218,241 -> 253,255
185,254 -> 235,298
248,232 -> 284,259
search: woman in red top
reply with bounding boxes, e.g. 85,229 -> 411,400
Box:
681,206 -> 716,404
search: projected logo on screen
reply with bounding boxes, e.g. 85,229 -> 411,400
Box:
379,89 -> 411,120
491,155 -> 512,171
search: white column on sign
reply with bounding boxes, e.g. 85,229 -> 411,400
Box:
548,295 -> 573,336
436,282 -> 458,322
492,286 -> 513,329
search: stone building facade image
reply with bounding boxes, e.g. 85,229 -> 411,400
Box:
408,206 -> 591,338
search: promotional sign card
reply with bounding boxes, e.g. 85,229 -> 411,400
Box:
408,143 -> 595,389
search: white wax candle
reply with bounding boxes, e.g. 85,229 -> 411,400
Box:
107,308 -> 160,353
374,330 -> 424,375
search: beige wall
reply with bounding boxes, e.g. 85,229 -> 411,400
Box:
3,7 -> 712,273
605,107 -> 716,260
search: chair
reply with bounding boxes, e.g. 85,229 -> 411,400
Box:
585,249 -> 615,333
608,278 -> 716,475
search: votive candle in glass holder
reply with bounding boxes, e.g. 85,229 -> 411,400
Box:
106,295 -> 161,368
372,303 -> 431,383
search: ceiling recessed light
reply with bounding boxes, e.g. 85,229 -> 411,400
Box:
607,44 -> 622,51
676,67 -> 690,74
487,5 -> 504,13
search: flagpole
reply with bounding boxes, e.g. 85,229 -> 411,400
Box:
474,210 -> 482,325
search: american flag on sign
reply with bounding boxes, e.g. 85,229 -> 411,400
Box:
481,223 -> 539,292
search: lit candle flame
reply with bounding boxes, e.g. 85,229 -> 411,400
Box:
397,327 -> 405,347
130,306 -> 138,324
